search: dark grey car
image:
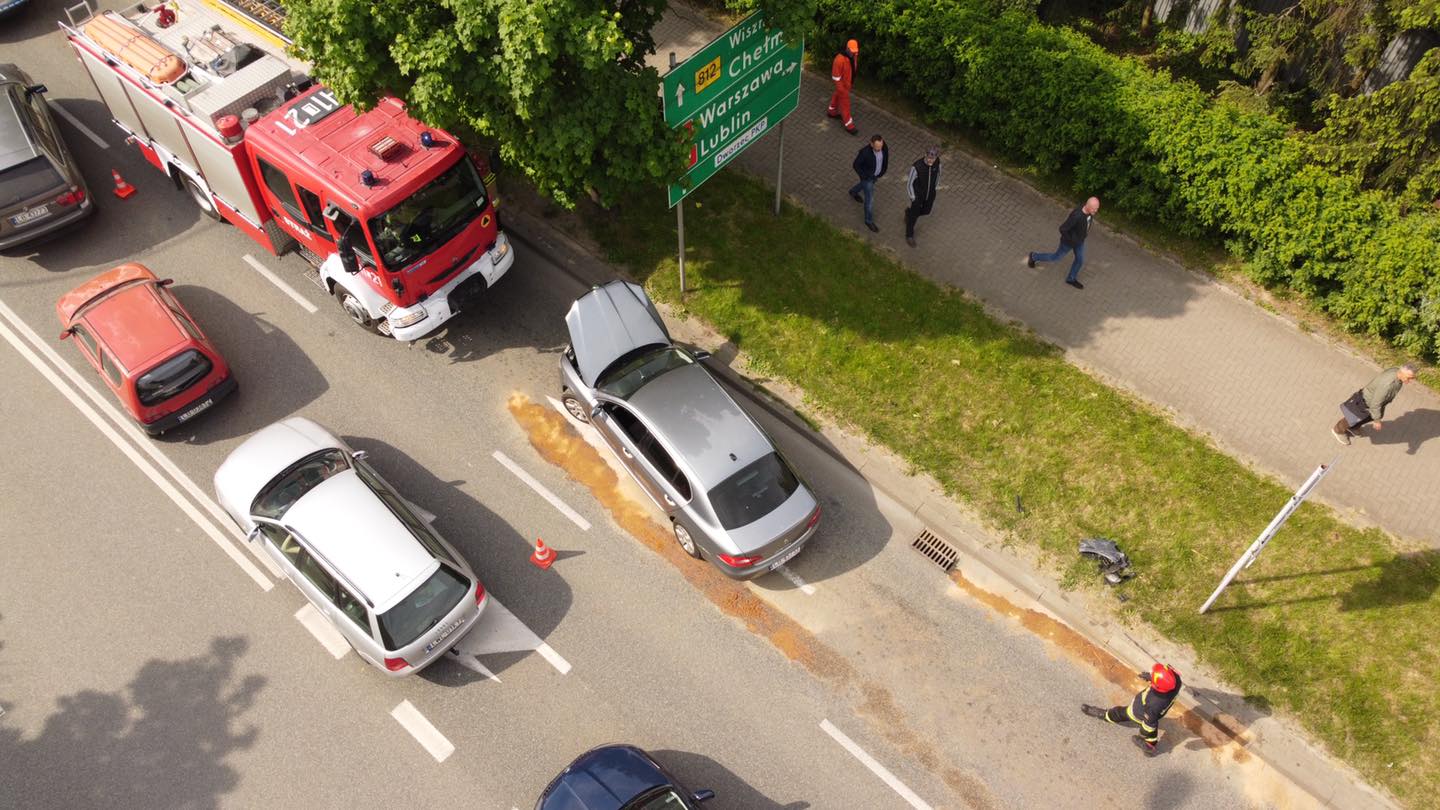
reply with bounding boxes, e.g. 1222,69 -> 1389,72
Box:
0,64 -> 93,249
560,281 -> 820,579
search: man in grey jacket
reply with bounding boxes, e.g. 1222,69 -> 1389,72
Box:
904,147 -> 941,247
1332,364 -> 1419,445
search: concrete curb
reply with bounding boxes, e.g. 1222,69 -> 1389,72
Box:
503,207 -> 1400,810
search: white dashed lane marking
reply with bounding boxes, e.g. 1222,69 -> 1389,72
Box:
294,603 -> 351,659
51,101 -> 110,149
242,254 -> 319,314
775,564 -> 816,595
453,596 -> 572,675
492,449 -> 591,531
391,700 -> 455,763
820,719 -> 933,810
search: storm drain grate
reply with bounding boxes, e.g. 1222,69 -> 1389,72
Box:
912,528 -> 958,571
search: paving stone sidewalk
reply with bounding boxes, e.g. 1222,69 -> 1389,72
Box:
649,4 -> 1440,549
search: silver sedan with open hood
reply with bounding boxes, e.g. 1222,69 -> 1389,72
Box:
559,280 -> 820,579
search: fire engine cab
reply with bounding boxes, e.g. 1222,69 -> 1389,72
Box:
60,0 -> 515,340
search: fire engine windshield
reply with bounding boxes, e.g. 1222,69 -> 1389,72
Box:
367,158 -> 488,270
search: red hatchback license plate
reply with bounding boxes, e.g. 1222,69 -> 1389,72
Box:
176,398 -> 214,423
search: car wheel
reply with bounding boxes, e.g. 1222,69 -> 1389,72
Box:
673,521 -> 702,559
561,392 -> 589,423
181,174 -> 222,221
334,287 -> 380,333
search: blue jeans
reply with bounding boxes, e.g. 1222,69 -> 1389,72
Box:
1033,241 -> 1086,282
849,178 -> 876,225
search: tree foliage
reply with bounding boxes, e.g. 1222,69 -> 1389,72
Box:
285,0 -> 815,207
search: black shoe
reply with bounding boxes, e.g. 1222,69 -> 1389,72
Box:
1026,253 -> 1036,268
1066,278 -> 1084,289
827,110 -> 841,119
865,221 -> 879,233
1133,736 -> 1159,757
850,191 -> 863,204
846,126 -> 859,136
1080,704 -> 1106,720
906,236 -> 916,247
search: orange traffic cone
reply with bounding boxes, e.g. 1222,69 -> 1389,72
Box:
529,538 -> 556,570
111,169 -> 136,199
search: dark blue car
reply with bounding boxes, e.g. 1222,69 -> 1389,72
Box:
536,745 -> 716,810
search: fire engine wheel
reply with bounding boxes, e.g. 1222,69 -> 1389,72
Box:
181,174 -> 221,221
334,288 -> 381,334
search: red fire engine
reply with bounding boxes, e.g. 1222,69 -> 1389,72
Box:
60,0 -> 515,340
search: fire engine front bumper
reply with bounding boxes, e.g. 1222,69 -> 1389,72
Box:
387,232 -> 516,341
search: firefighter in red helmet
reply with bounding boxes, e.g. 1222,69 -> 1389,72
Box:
1081,663 -> 1182,756
827,39 -> 859,134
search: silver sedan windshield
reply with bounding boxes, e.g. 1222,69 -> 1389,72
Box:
596,346 -> 693,399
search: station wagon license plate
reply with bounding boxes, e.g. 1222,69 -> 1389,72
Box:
175,397 -> 214,423
769,543 -> 803,572
8,205 -> 49,226
424,616 -> 466,654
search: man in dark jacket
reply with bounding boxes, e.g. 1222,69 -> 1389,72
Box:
904,147 -> 941,247
1027,196 -> 1100,289
1332,364 -> 1419,445
1081,663 -> 1182,756
848,135 -> 889,233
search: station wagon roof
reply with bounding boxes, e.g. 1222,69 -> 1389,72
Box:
283,471 -> 440,610
627,363 -> 771,489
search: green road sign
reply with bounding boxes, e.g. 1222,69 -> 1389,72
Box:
663,12 -> 803,207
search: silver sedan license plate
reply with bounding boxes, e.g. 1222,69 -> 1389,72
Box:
9,205 -> 49,226
769,544 -> 802,571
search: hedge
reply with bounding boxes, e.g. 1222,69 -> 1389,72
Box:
814,1 -> 1440,358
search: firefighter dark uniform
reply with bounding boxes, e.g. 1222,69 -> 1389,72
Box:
1082,663 -> 1181,756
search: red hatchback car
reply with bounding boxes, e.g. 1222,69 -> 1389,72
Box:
56,263 -> 236,434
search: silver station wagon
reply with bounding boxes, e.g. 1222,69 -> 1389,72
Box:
215,417 -> 488,676
560,281 -> 820,579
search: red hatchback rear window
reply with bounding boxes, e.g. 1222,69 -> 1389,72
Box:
136,349 -> 212,406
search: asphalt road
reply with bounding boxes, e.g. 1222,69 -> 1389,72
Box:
1,4 -> 1297,808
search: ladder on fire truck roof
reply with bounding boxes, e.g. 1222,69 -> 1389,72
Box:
61,0 -> 308,140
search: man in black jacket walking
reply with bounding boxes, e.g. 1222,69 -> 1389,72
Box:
849,134 -> 889,233
1081,663 -> 1182,757
904,147 -> 941,247
1027,196 -> 1100,289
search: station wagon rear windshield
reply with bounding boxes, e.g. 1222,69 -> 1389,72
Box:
367,157 -> 487,269
596,346 -> 693,399
707,452 -> 800,530
378,564 -> 468,650
136,349 -> 212,406
0,156 -> 62,207
251,448 -> 350,520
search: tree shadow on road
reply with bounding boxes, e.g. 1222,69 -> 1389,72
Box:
651,749 -> 810,810
0,636 -> 264,809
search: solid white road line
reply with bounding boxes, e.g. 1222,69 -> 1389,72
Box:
390,700 -> 455,763
492,450 -> 591,531
453,597 -> 572,676
242,254 -> 319,314
775,564 -> 817,595
294,604 -> 351,659
819,719 -> 933,810
51,101 -> 110,149
0,297 -> 285,580
0,313 -> 272,590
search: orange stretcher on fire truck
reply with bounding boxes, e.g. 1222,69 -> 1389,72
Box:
60,0 -> 515,340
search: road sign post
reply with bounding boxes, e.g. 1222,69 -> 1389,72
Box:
662,12 -> 803,209
669,51 -> 687,295
1198,453 -> 1342,614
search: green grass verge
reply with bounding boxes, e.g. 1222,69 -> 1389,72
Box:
586,171 -> 1439,805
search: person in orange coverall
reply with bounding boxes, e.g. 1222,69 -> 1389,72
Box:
827,38 -> 860,134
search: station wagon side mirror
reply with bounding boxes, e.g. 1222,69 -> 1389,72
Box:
246,526 -> 261,542
692,349 -> 711,361
24,84 -> 48,98
589,405 -> 604,421
157,278 -> 175,287
351,449 -> 368,461
693,791 -> 715,803
58,328 -> 73,341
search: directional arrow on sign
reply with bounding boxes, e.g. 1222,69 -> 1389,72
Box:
675,84 -> 685,108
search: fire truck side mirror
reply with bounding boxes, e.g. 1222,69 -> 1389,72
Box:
322,203 -> 341,222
